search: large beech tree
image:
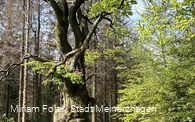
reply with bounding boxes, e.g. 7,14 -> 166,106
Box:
40,0 -> 135,122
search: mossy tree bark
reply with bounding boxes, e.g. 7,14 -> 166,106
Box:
43,0 -> 106,121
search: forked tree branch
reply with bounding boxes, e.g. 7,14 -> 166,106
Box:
68,12 -> 112,71
81,13 -> 104,51
46,48 -> 81,76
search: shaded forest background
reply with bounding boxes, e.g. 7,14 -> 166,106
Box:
0,0 -> 195,122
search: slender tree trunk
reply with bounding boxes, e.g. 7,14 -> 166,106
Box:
36,0 -> 40,56
34,32 -> 39,122
22,0 -> 30,121
92,63 -> 97,122
114,71 -> 118,122
47,84 -> 52,122
0,81 -> 6,119
104,76 -> 108,122
6,81 -> 10,118
103,52 -> 109,122
18,0 -> 25,121
92,35 -> 97,122
32,29 -> 36,122
110,88 -> 112,122
103,68 -> 106,122
34,1 -> 40,121
19,64 -> 24,121
38,74 -> 42,121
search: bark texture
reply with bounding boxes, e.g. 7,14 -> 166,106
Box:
42,0 -> 105,121
22,0 -> 30,121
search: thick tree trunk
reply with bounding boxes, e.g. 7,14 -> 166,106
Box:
43,1 -> 104,121
52,51 -> 94,122
53,75 -> 91,122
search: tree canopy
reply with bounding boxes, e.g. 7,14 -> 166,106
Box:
117,0 -> 195,121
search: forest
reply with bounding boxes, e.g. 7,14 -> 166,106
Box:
0,0 -> 195,122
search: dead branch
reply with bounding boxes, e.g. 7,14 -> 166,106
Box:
0,48 -> 82,83
0,54 -> 29,82
0,54 -> 49,82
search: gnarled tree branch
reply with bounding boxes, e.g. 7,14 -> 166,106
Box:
46,49 -> 81,76
81,13 -> 104,51
0,54 -> 49,82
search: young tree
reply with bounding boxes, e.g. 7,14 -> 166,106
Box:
18,0 -> 25,121
118,0 -> 195,121
33,0 -> 41,121
22,0 -> 30,121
